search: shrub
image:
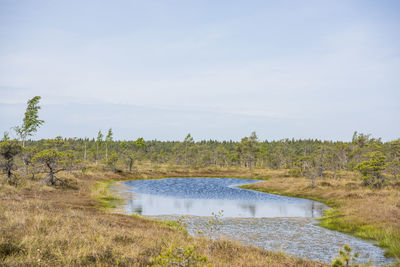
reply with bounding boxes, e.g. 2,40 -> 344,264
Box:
355,152 -> 386,188
331,244 -> 359,267
288,168 -> 301,177
151,244 -> 210,267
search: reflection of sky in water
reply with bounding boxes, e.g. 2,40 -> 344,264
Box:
122,178 -> 326,218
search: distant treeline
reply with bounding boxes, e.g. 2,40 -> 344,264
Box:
17,130 -> 400,178
1,96 -> 399,188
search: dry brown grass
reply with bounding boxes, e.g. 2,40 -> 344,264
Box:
89,161 -> 289,180
0,166 -> 324,267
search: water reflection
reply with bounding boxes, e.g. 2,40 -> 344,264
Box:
238,204 -> 256,217
122,178 -> 326,218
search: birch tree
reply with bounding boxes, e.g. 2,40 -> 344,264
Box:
96,130 -> 103,164
105,128 -> 113,160
14,96 -> 44,147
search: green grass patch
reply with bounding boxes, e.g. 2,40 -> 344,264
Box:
158,219 -> 188,234
92,180 -> 124,210
319,208 -> 400,258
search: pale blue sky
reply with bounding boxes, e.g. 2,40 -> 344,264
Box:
0,0 -> 399,141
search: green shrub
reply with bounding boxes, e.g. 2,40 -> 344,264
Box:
151,244 -> 210,267
288,168 -> 301,177
331,244 -> 359,267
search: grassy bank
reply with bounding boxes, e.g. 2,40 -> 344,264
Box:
240,176 -> 400,261
0,166 -> 323,266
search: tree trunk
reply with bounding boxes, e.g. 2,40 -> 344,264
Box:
84,143 -> 87,161
24,158 -> 29,175
47,163 -> 55,185
129,158 -> 133,172
50,168 -> 54,185
105,144 -> 108,160
311,174 -> 316,188
96,143 -> 99,165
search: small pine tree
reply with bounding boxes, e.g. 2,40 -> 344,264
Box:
0,140 -> 23,184
331,244 -> 359,267
355,151 -> 386,188
33,149 -> 65,185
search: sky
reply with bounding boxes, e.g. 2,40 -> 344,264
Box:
0,0 -> 399,141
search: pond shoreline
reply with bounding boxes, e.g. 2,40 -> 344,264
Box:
108,177 -> 392,262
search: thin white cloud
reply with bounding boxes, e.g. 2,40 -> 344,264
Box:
0,0 -> 399,140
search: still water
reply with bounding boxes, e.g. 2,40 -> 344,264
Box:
122,178 -> 325,217
113,178 -> 393,265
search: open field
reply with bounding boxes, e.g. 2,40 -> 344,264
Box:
0,166 -> 324,267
